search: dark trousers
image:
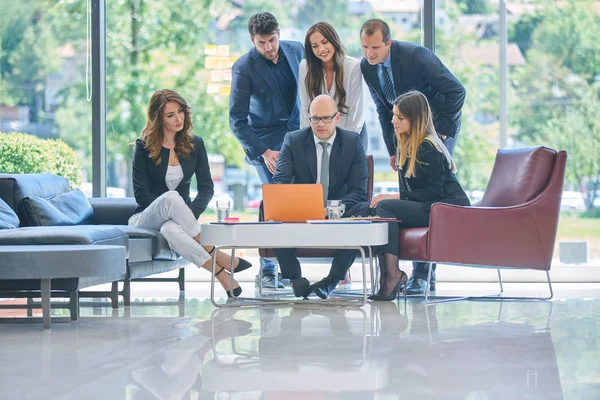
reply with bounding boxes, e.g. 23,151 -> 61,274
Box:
254,160 -> 277,276
276,248 -> 357,281
275,202 -> 370,281
376,199 -> 433,280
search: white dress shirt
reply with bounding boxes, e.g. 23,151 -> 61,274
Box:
313,132 -> 336,184
299,56 -> 364,133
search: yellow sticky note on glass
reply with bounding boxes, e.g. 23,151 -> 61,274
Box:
205,56 -> 218,69
207,84 -> 220,94
211,70 -> 224,82
204,45 -> 217,55
215,57 -> 230,69
220,85 -> 231,96
216,45 -> 230,57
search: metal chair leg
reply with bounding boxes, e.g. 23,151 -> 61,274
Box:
498,269 -> 504,293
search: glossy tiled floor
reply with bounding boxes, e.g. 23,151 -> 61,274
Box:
1,284 -> 599,400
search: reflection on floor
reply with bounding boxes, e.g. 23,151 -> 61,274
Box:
0,284 -> 599,399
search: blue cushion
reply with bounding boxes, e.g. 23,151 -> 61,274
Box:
20,189 -> 94,226
0,198 -> 19,229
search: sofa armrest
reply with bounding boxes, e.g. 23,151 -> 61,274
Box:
89,197 -> 138,225
428,202 -> 551,270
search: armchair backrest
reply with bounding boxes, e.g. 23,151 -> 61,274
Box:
480,146 -> 556,207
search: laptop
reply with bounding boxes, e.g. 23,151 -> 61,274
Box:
262,184 -> 325,222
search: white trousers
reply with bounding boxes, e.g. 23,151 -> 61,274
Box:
128,191 -> 211,268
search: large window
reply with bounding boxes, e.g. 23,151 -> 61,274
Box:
435,0 -> 502,198
507,0 -> 600,260
104,0 -> 421,200
2,0 -> 598,267
0,0 -> 91,191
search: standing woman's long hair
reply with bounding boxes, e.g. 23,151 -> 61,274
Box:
394,91 -> 456,178
140,89 -> 195,165
304,22 -> 348,115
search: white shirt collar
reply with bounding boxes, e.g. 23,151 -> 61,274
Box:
313,130 -> 337,148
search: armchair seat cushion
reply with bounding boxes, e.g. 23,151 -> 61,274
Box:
399,227 -> 429,261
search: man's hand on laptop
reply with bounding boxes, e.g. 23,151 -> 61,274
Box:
262,149 -> 280,174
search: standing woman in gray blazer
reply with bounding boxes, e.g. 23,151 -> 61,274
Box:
299,22 -> 367,152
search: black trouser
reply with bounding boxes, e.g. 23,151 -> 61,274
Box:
275,202 -> 371,281
276,248 -> 357,281
375,199 -> 434,281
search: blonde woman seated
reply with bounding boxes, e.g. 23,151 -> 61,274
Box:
368,91 -> 470,301
130,89 -> 252,298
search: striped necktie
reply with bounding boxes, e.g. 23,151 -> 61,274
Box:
381,64 -> 396,105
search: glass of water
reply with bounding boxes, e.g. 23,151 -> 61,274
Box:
216,199 -> 231,222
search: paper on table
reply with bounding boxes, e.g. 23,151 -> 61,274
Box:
342,216 -> 402,222
306,219 -> 372,224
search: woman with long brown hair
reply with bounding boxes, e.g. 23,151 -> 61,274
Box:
129,89 -> 251,298
368,91 -> 470,301
299,21 -> 367,151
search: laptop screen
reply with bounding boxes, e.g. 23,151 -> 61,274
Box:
262,184 -> 325,222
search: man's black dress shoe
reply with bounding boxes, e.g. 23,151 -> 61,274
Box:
292,277 -> 311,298
310,277 -> 340,299
405,277 -> 436,295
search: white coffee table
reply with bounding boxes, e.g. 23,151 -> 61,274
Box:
200,222 -> 388,307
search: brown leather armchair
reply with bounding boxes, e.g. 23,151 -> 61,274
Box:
398,146 -> 567,301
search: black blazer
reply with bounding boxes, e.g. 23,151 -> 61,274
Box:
272,127 -> 368,208
361,40 -> 466,155
132,135 -> 214,219
398,140 -> 470,211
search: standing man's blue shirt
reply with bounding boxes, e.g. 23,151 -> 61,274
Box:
267,49 -> 297,116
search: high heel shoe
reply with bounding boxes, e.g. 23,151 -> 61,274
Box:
368,271 -> 408,301
235,257 -> 252,273
216,267 -> 242,298
207,246 -> 252,273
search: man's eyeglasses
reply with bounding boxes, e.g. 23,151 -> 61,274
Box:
308,114 -> 337,124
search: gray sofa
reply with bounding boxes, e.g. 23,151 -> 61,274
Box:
0,173 -> 193,319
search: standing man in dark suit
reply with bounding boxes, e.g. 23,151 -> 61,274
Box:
360,19 -> 466,295
272,94 -> 368,299
229,12 -> 304,289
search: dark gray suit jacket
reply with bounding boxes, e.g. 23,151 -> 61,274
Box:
272,127 -> 367,210
361,40 -> 466,156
